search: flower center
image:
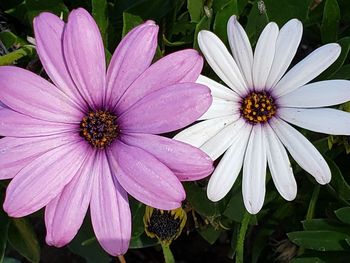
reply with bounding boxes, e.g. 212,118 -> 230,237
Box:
80,110 -> 118,149
241,91 -> 277,124
146,209 -> 182,242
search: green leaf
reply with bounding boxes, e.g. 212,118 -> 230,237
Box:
184,182 -> 222,217
291,257 -> 327,263
332,64 -> 350,80
335,207 -> 350,225
122,12 -> 144,37
68,220 -> 110,263
213,0 -> 238,44
92,0 -> 109,45
303,219 -> 350,233
187,0 -> 204,22
317,37 -> 350,80
129,233 -> 158,249
126,0 -> 175,21
8,218 -> 40,263
0,209 -> 10,263
0,46 -> 35,66
193,11 -> 212,50
263,0 -> 311,25
288,230 -> 350,251
327,157 -> 350,200
321,0 -> 340,43
0,32 -> 20,49
2,258 -> 21,263
223,190 -> 257,224
25,0 -> 69,23
198,225 -> 221,245
245,0 -> 269,45
130,198 -> 146,238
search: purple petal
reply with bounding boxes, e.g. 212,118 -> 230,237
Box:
3,141 -> 91,217
63,8 -> 106,109
118,83 -> 212,134
115,49 -> 204,114
120,133 -> 213,181
108,141 -> 185,210
106,21 -> 158,109
33,12 -> 86,111
0,134 -> 78,180
0,67 -> 83,123
45,151 -> 96,247
90,151 -> 131,256
0,108 -> 75,137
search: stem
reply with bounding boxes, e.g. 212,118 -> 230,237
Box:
117,255 -> 126,263
298,185 -> 320,256
306,185 -> 320,220
161,243 -> 175,263
235,212 -> 251,263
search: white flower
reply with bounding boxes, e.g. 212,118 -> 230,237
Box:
175,16 -> 350,214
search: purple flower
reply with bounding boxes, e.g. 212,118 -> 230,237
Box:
0,8 -> 213,255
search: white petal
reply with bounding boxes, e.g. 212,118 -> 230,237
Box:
207,123 -> 252,201
266,19 -> 303,88
199,98 -> 239,120
174,116 -> 238,147
198,30 -> 248,96
227,15 -> 254,87
265,124 -> 297,201
201,118 -> 246,160
253,22 -> 279,91
279,107 -> 350,135
270,117 -> 331,184
273,43 -> 341,97
196,74 -> 240,101
278,80 -> 350,108
242,125 -> 267,214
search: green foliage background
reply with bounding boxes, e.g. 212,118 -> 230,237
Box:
1,0 -> 350,262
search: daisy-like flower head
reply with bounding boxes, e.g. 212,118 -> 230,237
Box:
175,16 -> 350,214
0,8 -> 214,255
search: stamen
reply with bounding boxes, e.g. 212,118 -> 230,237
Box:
241,91 -> 277,124
80,110 -> 118,149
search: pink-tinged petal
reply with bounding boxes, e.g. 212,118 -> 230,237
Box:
106,21 -> 158,109
115,49 -> 203,114
0,109 -> 75,137
109,141 -> 185,210
34,12 -> 86,111
120,133 -> 213,181
0,67 -> 83,123
118,83 -> 212,134
3,141 -> 90,217
63,8 -> 106,109
0,101 -> 6,108
90,152 -> 131,256
0,134 -> 78,180
45,151 -> 96,247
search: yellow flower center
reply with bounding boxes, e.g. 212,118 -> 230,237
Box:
80,110 -> 118,149
241,91 -> 277,124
